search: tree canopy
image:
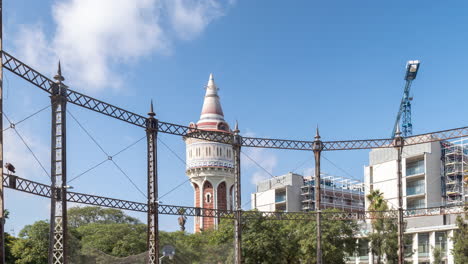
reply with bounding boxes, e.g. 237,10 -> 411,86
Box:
8,206 -> 361,264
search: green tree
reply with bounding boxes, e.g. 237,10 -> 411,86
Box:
366,189 -> 399,264
68,206 -> 140,228
297,209 -> 358,264
11,220 -> 49,264
3,208 -> 18,263
68,206 -> 147,258
77,222 -> 147,257
5,232 -> 18,263
433,246 -> 443,264
452,210 -> 468,264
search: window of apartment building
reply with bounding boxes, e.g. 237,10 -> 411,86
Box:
435,231 -> 447,257
358,239 -> 369,260
406,178 -> 425,196
404,234 -> 413,258
358,239 -> 368,260
407,197 -> 425,209
406,159 -> 424,176
275,191 -> 286,203
418,233 -> 430,258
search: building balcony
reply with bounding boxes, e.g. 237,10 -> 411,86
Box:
405,172 -> 425,180
406,186 -> 425,196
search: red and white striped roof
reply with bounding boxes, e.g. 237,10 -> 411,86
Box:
195,74 -> 230,133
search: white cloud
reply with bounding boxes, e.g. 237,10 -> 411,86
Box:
4,127 -> 50,182
242,146 -> 278,185
13,0 -> 233,92
165,0 -> 225,40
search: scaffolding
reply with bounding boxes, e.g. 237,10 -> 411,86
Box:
300,174 -> 365,213
442,138 -> 468,205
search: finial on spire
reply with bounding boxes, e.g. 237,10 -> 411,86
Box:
233,120 -> 239,134
148,100 -> 156,117
315,125 -> 321,140
395,123 -> 401,137
54,61 -> 65,83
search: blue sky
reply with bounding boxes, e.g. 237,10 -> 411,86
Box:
4,0 -> 468,234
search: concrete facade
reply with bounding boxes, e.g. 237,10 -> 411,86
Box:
355,141 -> 457,264
251,172 -> 365,213
251,172 -> 303,212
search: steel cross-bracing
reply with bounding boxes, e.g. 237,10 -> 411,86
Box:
5,51 -> 468,152
146,105 -> 159,263
49,71 -> 68,264
393,127 -> 405,264
3,49 -> 468,264
0,1 -> 5,263
232,126 -> 242,264
4,174 -> 466,221
313,128 -> 324,264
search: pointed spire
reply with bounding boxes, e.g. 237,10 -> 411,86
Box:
148,100 -> 156,117
54,61 -> 65,83
208,73 -> 214,85
315,125 -> 321,140
395,123 -> 401,137
198,73 -> 225,123
233,120 -> 239,134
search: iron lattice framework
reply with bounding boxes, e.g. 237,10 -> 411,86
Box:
146,110 -> 158,263
4,51 -> 468,151
49,79 -> 68,264
4,174 -> 466,221
3,49 -> 468,264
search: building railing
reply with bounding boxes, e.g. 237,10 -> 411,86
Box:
406,185 -> 425,196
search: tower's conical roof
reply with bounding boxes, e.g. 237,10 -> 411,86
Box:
196,74 -> 230,132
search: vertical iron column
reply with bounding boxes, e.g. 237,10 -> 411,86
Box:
233,123 -> 242,264
393,126 -> 405,264
146,102 -> 159,263
0,0 -> 4,263
49,64 -> 68,264
313,127 -> 323,264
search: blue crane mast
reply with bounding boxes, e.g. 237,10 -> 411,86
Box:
392,60 -> 421,138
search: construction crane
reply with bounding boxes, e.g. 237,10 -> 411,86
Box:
391,60 -> 421,138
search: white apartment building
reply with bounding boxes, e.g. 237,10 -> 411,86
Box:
251,172 -> 303,212
348,139 -> 467,264
251,172 -> 365,213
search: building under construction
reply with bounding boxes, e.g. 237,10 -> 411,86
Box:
250,172 -> 365,213
442,138 -> 468,205
301,175 -> 365,212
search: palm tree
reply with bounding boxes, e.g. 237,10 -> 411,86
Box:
366,189 -> 392,264
366,190 -> 386,221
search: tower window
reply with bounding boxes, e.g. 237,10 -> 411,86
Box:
205,193 -> 212,204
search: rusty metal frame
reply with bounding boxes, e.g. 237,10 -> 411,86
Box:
4,174 -> 465,221
4,51 -> 468,152
3,49 -> 468,264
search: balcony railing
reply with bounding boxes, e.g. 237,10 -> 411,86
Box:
406,160 -> 424,176
406,184 -> 425,196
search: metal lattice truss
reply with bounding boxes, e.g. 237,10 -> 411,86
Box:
404,126 -> 468,146
4,51 -> 468,151
4,175 -> 465,220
